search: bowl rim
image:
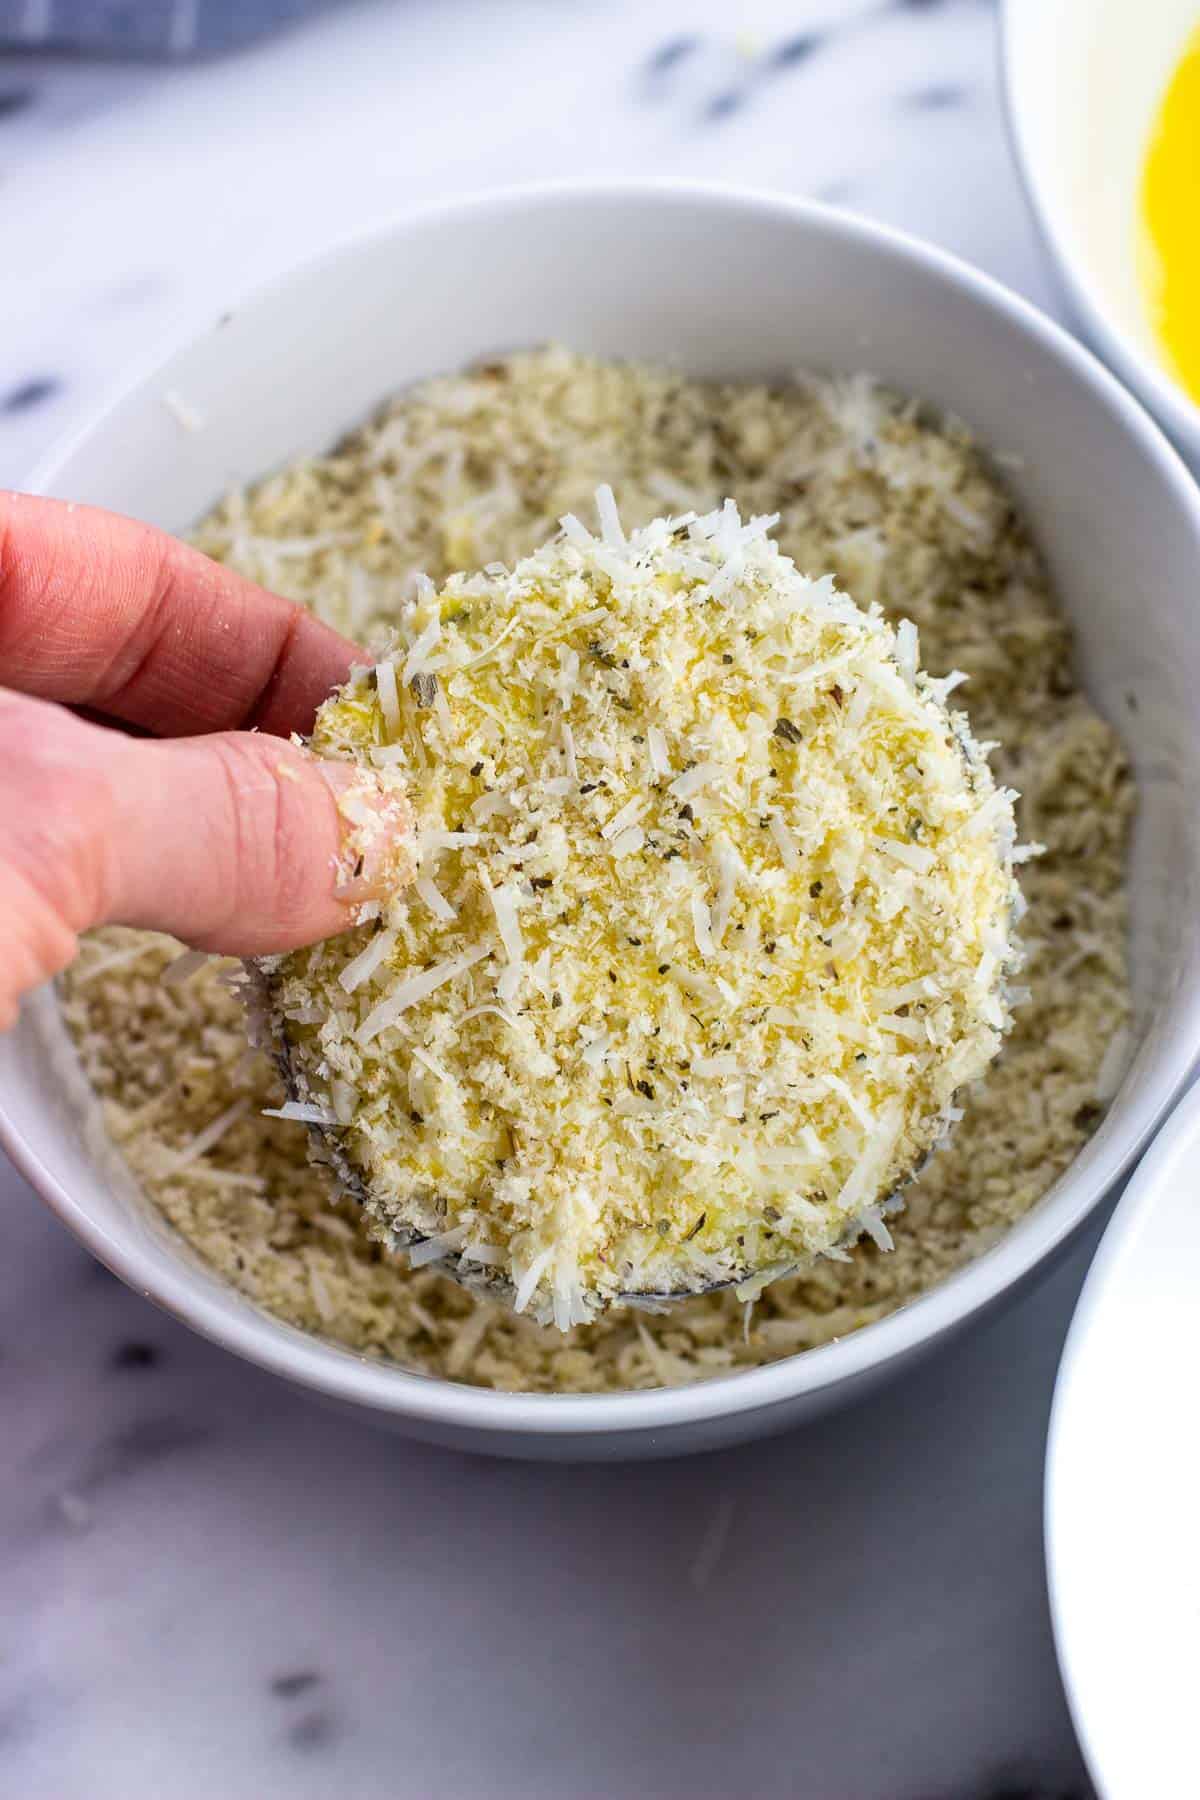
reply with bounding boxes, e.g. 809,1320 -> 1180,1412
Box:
1044,1076 -> 1200,1795
7,175 -> 1200,1439
999,0 -> 1200,453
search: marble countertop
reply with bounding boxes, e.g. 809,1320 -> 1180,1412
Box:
1,3 -> 1105,1795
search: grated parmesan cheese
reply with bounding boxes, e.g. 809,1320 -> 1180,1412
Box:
374,658 -> 400,735
647,726 -> 672,778
338,927 -> 397,993
357,944 -> 489,1044
259,489 -> 1021,1326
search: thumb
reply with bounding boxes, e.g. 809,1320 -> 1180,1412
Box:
0,691 -> 412,1024
103,729 -> 414,955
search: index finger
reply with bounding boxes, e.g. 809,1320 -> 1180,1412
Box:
0,490 -> 361,738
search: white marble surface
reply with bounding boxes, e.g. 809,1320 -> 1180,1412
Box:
1,2 -> 1105,1795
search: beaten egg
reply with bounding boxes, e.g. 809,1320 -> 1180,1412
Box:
1139,19 -> 1200,406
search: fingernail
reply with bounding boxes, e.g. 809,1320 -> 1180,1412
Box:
316,762 -> 416,903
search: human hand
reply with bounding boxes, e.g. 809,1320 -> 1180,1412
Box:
0,491 -> 411,1029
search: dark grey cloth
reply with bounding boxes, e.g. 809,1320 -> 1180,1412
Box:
0,0 -> 331,56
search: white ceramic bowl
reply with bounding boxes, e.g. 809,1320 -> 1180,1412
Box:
1046,1078 -> 1200,1798
3,182 -> 1200,1460
1003,0 -> 1200,463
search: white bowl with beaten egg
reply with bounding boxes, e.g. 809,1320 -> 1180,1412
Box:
3,182 -> 1200,1460
1003,0 -> 1200,463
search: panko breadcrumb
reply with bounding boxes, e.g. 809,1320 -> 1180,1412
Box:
262,498 -> 1020,1326
57,349 -> 1133,1392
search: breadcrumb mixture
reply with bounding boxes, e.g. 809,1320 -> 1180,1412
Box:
58,349 -> 1133,1392
267,503 -> 1020,1324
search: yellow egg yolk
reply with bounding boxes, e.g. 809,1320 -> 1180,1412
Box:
1139,21 -> 1200,406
